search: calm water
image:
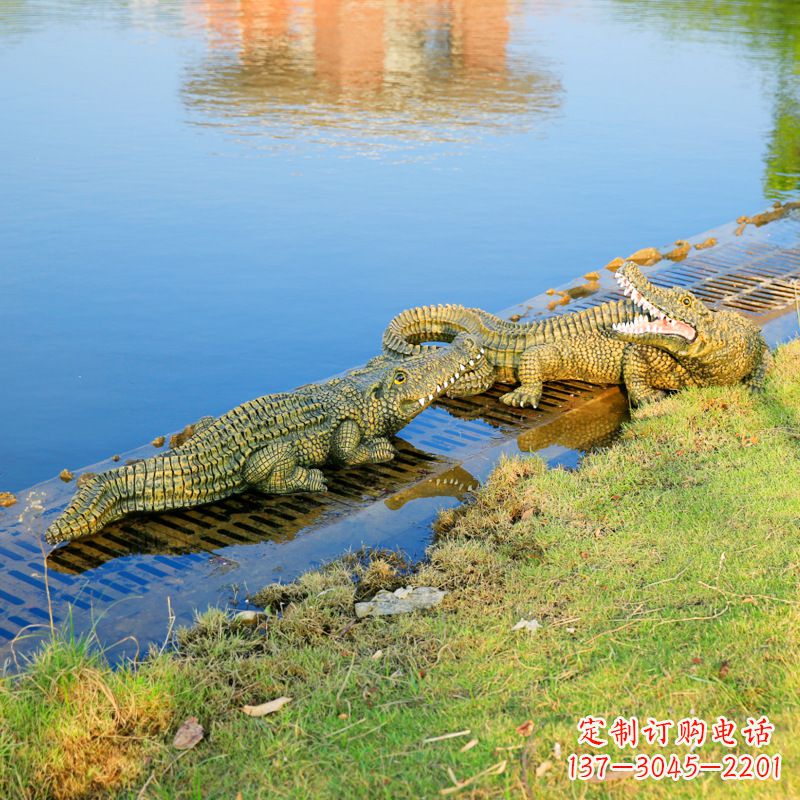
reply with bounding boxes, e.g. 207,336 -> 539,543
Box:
2,0 -> 799,491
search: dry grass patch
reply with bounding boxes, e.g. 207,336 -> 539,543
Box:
1,643 -> 178,800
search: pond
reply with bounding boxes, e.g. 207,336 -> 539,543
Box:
2,0 -> 799,493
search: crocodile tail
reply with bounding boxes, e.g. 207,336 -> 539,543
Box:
45,472 -> 121,544
44,454 -> 200,545
383,304 -> 488,356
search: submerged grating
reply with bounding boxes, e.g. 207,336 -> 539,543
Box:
2,214 -> 800,658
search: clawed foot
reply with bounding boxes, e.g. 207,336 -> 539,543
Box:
500,386 -> 542,409
367,440 -> 396,463
306,469 -> 328,492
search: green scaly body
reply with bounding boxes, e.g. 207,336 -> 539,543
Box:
383,262 -> 771,408
45,336 -> 485,544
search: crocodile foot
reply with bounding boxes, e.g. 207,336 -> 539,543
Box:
500,386 -> 542,409
367,440 -> 397,463
306,468 -> 328,492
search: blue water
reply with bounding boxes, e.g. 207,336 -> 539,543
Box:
2,0 -> 798,491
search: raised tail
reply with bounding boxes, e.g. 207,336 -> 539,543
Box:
382,304 -> 494,357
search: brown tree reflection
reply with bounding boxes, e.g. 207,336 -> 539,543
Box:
184,0 -> 562,147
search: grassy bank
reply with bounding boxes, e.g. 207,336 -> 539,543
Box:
2,340 -> 800,799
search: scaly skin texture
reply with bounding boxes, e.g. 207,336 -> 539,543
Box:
45,336 -> 485,544
383,262 -> 771,408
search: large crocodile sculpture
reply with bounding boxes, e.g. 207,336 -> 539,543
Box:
382,262 -> 771,408
45,336 -> 485,544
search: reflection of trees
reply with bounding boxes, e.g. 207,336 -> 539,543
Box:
184,0 -> 562,146
613,0 -> 800,199
0,1 -> 34,37
765,87 -> 800,197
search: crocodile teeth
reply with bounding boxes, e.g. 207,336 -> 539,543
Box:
418,398 -> 425,407
436,385 -> 441,393
428,394 -> 434,401
480,348 -> 485,354
459,364 -> 466,371
469,359 -> 475,366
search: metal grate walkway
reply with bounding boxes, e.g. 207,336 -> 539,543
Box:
1,211 -> 799,662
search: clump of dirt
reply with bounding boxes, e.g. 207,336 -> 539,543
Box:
694,237 -> 717,250
170,423 -> 198,449
664,240 -> 691,261
151,435 -> 166,448
627,247 -> 662,266
76,472 -> 96,488
59,469 -> 74,483
0,491 -> 17,508
604,257 -> 625,272
346,550 -> 413,600
546,290 -> 572,311
111,454 -> 120,462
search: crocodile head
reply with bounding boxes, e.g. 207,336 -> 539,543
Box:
611,262 -> 708,349
610,261 -> 766,381
352,334 -> 486,431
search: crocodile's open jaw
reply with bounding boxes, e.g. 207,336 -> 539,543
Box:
612,269 -> 697,342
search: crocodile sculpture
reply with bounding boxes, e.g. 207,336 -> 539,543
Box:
382,261 -> 771,408
45,335 -> 485,544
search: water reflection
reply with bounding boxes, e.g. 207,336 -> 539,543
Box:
184,0 -> 562,149
517,389 -> 629,454
612,0 -> 800,200
384,464 -> 478,510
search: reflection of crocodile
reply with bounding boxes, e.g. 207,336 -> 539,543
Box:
517,390 -> 629,454
383,262 -> 771,408
384,465 -> 479,511
45,337 -> 486,544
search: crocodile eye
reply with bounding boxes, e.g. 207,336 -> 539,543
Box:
394,372 -> 407,385
682,296 -> 692,306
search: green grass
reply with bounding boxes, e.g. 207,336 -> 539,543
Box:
2,340 -> 800,799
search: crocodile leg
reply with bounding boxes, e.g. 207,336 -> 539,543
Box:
500,344 -> 558,408
330,419 -> 396,465
244,443 -> 327,494
621,345 -> 683,405
503,335 -> 630,408
744,342 -> 773,393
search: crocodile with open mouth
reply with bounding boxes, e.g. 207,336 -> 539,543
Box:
382,262 -> 771,408
45,335 -> 485,544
